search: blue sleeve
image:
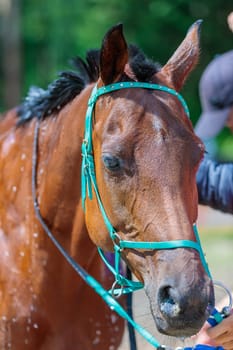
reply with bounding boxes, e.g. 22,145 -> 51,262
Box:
196,158 -> 233,214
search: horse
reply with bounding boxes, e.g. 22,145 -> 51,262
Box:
0,21 -> 214,350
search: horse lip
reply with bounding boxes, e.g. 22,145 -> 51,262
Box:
153,301 -> 213,337
154,315 -> 204,337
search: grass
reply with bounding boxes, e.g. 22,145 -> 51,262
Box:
199,227 -> 233,296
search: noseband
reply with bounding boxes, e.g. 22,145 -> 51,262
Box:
81,81 -> 211,297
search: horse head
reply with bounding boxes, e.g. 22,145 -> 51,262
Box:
83,22 -> 214,337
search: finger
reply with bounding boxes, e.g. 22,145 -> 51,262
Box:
207,316 -> 233,338
217,339 -> 233,350
213,331 -> 233,345
195,331 -> 217,346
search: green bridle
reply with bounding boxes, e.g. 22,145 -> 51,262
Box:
81,81 -> 211,298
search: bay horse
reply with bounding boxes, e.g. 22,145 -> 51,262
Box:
0,21 -> 214,350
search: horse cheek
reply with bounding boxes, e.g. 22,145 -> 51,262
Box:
85,196 -> 114,252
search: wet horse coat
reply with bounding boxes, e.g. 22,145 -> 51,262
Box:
0,23 -> 214,349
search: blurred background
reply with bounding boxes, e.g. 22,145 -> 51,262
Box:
0,0 -> 233,158
0,2 -> 232,348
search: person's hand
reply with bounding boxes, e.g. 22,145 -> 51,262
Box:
227,12 -> 233,32
195,312 -> 233,350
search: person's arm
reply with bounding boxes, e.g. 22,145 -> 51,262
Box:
196,157 -> 233,214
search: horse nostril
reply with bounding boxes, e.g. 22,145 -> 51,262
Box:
158,285 -> 181,318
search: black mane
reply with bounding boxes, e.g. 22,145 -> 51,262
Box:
18,46 -> 161,124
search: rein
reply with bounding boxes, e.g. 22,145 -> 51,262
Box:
32,81 -> 231,349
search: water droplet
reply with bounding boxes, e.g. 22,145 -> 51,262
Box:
33,323 -> 39,329
21,153 -> 26,160
33,232 -> 38,238
110,314 -> 117,324
20,166 -> 24,172
92,337 -> 100,345
20,251 -> 25,257
2,315 -> 7,321
12,186 -> 17,192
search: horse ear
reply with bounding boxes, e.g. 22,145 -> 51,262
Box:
157,20 -> 202,91
100,24 -> 128,85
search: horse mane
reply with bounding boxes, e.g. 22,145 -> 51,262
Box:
17,45 -> 161,124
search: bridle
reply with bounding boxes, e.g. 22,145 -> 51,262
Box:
81,81 -> 211,297
32,81 -> 231,349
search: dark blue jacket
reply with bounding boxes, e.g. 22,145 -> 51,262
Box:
196,157 -> 233,214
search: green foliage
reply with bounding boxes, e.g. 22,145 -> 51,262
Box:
2,0 -> 233,153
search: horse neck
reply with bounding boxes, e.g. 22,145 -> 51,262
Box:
37,85 -> 94,255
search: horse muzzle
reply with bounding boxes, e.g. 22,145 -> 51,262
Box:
145,250 -> 215,337
155,280 -> 214,336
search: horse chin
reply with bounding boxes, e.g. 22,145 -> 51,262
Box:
153,314 -> 206,337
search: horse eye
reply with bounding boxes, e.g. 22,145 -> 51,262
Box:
102,154 -> 121,171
